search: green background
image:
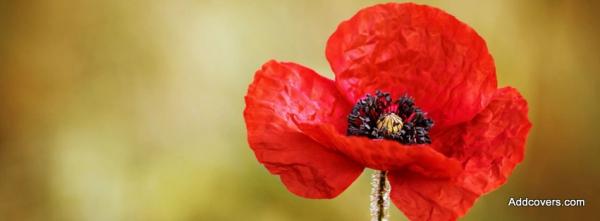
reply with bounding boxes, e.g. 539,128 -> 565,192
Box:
1,0 -> 598,220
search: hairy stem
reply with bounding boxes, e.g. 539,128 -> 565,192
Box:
370,170 -> 390,221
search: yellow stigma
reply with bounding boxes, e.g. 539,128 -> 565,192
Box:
376,113 -> 404,136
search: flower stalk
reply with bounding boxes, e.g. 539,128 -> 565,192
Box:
370,170 -> 390,221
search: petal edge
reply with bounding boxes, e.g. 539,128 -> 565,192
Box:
244,60 -> 364,198
326,3 -> 497,127
388,87 -> 531,221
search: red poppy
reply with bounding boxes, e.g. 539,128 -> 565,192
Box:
244,3 -> 531,221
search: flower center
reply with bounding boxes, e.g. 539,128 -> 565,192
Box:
347,91 -> 433,144
376,113 -> 404,137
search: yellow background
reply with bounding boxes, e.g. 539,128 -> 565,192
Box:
1,0 -> 598,220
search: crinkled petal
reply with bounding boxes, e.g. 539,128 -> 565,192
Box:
326,3 -> 497,127
244,60 -> 363,198
388,87 -> 531,221
294,122 -> 462,178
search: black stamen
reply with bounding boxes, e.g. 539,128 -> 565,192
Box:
347,91 -> 433,145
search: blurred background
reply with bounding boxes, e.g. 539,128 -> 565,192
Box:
1,0 -> 599,220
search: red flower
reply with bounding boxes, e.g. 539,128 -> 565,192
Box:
244,3 -> 531,221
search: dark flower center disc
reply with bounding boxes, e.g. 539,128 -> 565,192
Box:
347,91 -> 433,145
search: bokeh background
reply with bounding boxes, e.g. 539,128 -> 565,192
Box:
1,0 -> 599,220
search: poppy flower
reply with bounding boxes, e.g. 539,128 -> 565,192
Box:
244,3 -> 531,221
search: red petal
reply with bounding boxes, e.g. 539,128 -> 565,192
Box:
294,123 -> 462,178
326,3 -> 497,127
244,60 -> 363,198
388,87 -> 531,221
